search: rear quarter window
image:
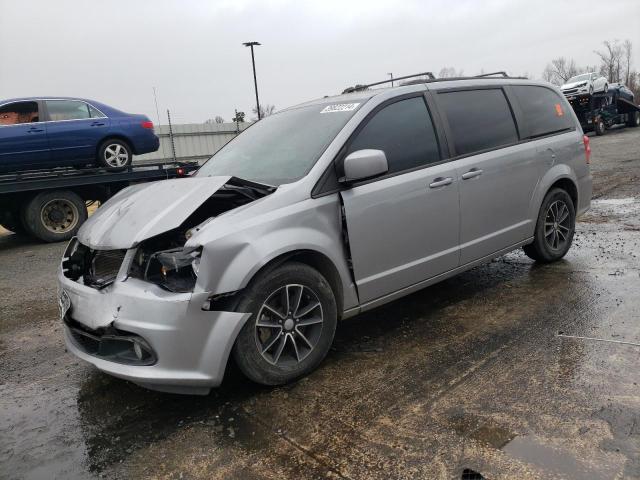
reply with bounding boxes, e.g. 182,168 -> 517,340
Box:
437,89 -> 518,156
512,85 -> 574,138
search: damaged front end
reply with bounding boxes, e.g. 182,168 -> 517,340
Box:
65,175 -> 274,294
57,176 -> 272,393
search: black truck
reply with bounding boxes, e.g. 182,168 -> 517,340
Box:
566,86 -> 640,135
0,161 -> 198,242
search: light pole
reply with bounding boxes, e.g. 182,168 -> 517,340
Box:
388,72 -> 394,87
243,41 -> 262,120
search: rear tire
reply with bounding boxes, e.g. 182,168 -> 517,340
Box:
594,118 -> 606,136
627,111 -> 640,128
22,190 -> 88,242
98,139 -> 132,171
232,262 -> 338,386
523,188 -> 575,263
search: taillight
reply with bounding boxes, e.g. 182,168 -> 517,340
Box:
176,167 -> 185,176
141,120 -> 154,129
583,135 -> 591,164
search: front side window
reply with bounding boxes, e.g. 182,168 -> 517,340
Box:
512,86 -> 574,138
437,89 -> 518,156
46,100 -> 91,121
0,101 -> 39,125
197,102 -> 362,186
346,96 -> 440,174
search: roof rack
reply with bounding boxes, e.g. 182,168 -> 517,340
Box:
474,71 -> 510,78
342,72 -> 436,94
342,70 -> 527,94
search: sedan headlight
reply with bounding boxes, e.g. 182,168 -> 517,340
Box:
140,247 -> 202,292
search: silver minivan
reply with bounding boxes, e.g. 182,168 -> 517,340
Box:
58,75 -> 592,394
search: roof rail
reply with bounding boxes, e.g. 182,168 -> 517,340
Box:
474,71 -> 510,78
342,72 -> 436,94
341,70 -> 528,94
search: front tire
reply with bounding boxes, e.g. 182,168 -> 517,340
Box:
98,139 -> 132,171
232,262 -> 338,386
523,188 -> 575,263
22,190 -> 88,242
594,117 -> 606,136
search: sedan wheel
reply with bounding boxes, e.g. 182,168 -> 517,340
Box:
98,140 -> 132,171
104,144 -> 129,167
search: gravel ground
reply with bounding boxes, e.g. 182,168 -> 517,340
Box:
1,127 -> 639,479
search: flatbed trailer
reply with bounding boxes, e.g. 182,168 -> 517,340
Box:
566,90 -> 640,135
0,161 -> 199,242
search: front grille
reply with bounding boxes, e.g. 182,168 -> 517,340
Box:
62,240 -> 126,288
91,250 -> 126,284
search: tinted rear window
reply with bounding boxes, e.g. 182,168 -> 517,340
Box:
437,89 -> 518,156
512,85 -> 574,138
347,96 -> 440,174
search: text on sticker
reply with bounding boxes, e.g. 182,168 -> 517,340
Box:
321,103 -> 360,113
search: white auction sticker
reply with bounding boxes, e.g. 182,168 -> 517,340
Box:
320,103 -> 360,113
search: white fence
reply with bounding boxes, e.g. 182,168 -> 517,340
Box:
134,122 -> 250,164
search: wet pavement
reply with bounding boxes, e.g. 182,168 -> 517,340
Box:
1,127 -> 639,479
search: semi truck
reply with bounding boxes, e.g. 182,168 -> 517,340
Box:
0,162 -> 198,242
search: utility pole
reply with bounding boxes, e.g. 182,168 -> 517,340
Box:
243,41 -> 262,120
167,109 -> 177,162
388,72 -> 394,87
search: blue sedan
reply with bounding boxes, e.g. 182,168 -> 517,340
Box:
0,97 -> 160,172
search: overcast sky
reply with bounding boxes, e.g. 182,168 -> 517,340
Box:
1,0 -> 638,124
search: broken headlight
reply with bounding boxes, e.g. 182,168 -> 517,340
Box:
136,247 -> 202,293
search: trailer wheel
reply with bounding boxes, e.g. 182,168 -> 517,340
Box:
627,111 -> 640,128
22,190 -> 88,242
594,118 -> 606,136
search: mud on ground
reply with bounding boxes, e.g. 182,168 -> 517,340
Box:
1,127 -> 639,479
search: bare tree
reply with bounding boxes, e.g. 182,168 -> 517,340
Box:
252,104 -> 276,120
595,40 -> 624,82
623,39 -> 633,85
438,67 -> 464,78
205,116 -> 226,124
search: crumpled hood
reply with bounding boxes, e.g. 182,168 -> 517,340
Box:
78,176 -> 232,249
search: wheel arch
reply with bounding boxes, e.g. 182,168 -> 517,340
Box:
530,166 -> 579,222
96,135 -> 135,156
249,249 -> 345,319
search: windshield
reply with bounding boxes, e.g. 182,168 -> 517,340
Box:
567,74 -> 590,83
196,102 -> 363,185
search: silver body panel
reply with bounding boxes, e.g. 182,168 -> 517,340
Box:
58,79 -> 592,394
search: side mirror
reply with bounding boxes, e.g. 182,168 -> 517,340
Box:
341,149 -> 388,183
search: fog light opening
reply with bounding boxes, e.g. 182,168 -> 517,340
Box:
133,342 -> 144,360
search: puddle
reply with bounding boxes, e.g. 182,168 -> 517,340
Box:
591,198 -> 635,206
502,435 -> 617,480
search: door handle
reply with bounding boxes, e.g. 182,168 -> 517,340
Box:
429,177 -> 453,188
90,121 -> 105,126
27,127 -> 44,133
462,168 -> 483,180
